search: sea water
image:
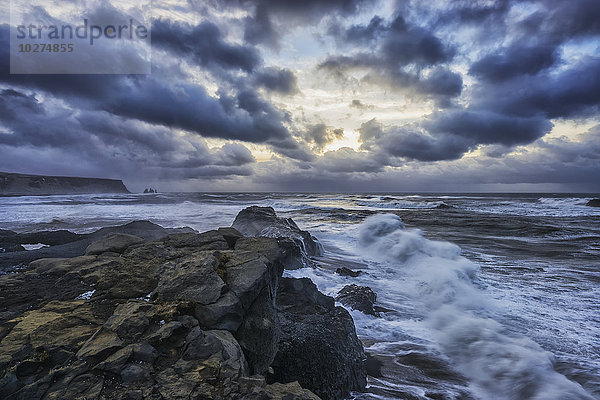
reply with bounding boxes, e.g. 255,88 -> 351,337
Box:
1,192 -> 598,399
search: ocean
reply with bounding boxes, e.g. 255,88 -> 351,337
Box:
1,192 -> 599,399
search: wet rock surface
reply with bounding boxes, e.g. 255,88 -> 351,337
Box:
335,267 -> 361,277
270,278 -> 367,400
336,285 -> 378,317
0,210 -> 366,400
0,221 -> 195,270
586,198 -> 600,207
232,206 -> 323,268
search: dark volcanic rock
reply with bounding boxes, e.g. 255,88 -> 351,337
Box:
0,220 -> 195,270
0,230 -> 24,253
0,209 -> 366,400
0,227 -> 319,400
271,277 -> 367,400
84,233 -> 145,255
232,206 -> 323,266
365,352 -> 384,378
335,267 -> 362,277
586,198 -> 600,207
18,230 -> 81,246
336,284 -> 378,316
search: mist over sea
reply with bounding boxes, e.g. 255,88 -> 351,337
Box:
1,192 -> 599,399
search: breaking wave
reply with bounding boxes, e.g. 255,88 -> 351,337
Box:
358,214 -> 594,400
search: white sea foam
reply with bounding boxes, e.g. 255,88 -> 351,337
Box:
21,243 -> 49,251
355,213 -> 594,400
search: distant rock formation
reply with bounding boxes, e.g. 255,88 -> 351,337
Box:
586,198 -> 600,207
143,188 -> 158,193
0,172 -> 129,196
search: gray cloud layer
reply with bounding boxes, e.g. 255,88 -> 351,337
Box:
0,0 -> 599,191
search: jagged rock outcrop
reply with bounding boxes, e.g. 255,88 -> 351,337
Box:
335,267 -> 361,277
232,206 -> 323,268
0,210 -> 366,400
0,220 -> 195,270
586,198 -> 600,207
336,285 -> 378,317
0,172 -> 129,196
0,230 -> 24,253
270,278 -> 367,400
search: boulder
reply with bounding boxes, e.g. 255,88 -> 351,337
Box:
335,267 -> 361,277
84,233 -> 144,255
0,229 -> 25,253
232,206 -> 323,263
89,220 -> 190,242
271,277 -> 366,400
217,227 -> 244,247
336,284 -> 378,316
154,253 -> 225,304
246,381 -> 321,400
0,220 -> 196,270
586,198 -> 600,207
18,230 -> 82,246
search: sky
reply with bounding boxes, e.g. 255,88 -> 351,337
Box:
0,0 -> 599,192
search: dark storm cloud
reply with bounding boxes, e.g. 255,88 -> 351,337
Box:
321,14 -> 459,102
330,15 -> 386,45
463,0 -> 600,85
536,0 -> 600,39
2,0 -> 600,191
433,0 -> 512,25
0,89 -> 43,119
0,18 -> 299,149
101,79 -> 290,143
358,119 -> 469,162
152,19 -> 260,72
381,15 -> 454,67
243,4 -> 279,49
469,42 -> 559,82
379,130 -> 469,162
326,14 -> 454,68
536,125 -> 600,163
425,110 -> 553,146
254,67 -> 299,95
475,57 -> 600,119
358,108 -> 553,163
302,123 -> 344,152
420,67 -> 463,98
239,0 -> 375,47
0,89 -> 256,180
254,125 -> 600,191
378,53 -> 599,162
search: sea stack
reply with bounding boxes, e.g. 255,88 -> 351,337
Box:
585,198 -> 600,207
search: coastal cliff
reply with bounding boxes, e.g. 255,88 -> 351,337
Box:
0,172 -> 129,196
0,207 -> 366,400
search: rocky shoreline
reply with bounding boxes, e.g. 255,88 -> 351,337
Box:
0,207 -> 367,400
